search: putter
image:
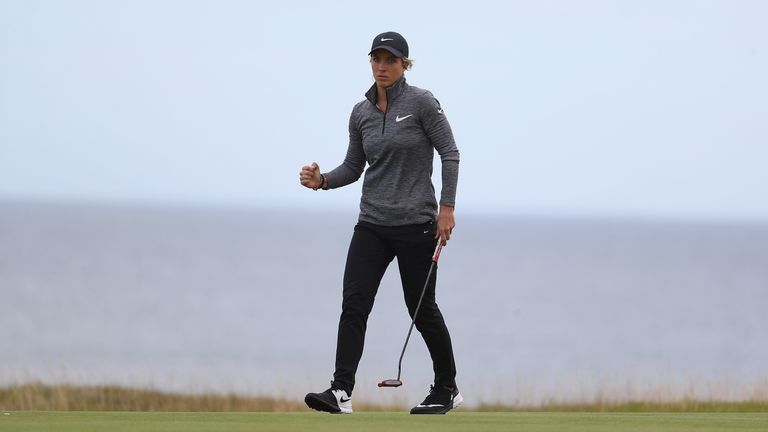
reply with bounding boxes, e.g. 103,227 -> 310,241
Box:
378,241 -> 444,388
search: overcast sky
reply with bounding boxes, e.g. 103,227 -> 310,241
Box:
1,0 -> 766,220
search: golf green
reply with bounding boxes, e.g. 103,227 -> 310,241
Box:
2,411 -> 767,432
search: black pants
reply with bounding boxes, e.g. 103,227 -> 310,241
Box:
332,220 -> 457,394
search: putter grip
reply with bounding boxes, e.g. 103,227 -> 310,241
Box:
432,242 -> 443,263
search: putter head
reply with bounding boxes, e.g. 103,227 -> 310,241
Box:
377,379 -> 403,388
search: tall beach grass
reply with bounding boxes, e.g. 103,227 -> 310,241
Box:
2,382 -> 767,412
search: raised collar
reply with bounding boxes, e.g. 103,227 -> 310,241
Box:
365,76 -> 408,107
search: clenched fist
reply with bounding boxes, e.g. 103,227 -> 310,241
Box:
299,162 -> 322,189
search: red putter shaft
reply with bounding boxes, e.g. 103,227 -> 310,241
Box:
432,242 -> 443,263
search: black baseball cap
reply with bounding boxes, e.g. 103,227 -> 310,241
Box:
369,31 -> 409,58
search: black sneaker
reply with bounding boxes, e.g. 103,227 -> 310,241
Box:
305,385 -> 353,414
410,384 -> 463,414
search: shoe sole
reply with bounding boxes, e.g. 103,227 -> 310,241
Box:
304,394 -> 352,414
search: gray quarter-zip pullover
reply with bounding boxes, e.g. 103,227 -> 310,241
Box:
325,77 -> 460,226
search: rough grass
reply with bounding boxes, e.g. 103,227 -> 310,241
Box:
477,400 -> 768,413
2,383 -> 768,413
0,383 -> 395,412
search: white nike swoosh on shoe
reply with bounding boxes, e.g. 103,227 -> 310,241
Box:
396,114 -> 413,122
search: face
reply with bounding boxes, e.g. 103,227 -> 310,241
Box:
370,49 -> 405,89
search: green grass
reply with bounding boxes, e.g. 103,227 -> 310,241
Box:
2,411 -> 768,432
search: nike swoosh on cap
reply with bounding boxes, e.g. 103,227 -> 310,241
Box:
381,38 -> 394,41
396,114 -> 413,122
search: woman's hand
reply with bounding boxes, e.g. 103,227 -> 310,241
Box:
435,205 -> 455,246
299,162 -> 322,189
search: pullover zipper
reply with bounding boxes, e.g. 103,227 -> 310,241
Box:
382,106 -> 387,134
381,95 -> 388,135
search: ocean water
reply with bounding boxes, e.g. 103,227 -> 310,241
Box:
1,202 -> 767,407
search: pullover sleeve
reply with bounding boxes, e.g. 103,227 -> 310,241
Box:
324,108 -> 366,188
420,94 -> 460,207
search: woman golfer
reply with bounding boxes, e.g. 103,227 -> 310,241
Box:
299,31 -> 461,415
